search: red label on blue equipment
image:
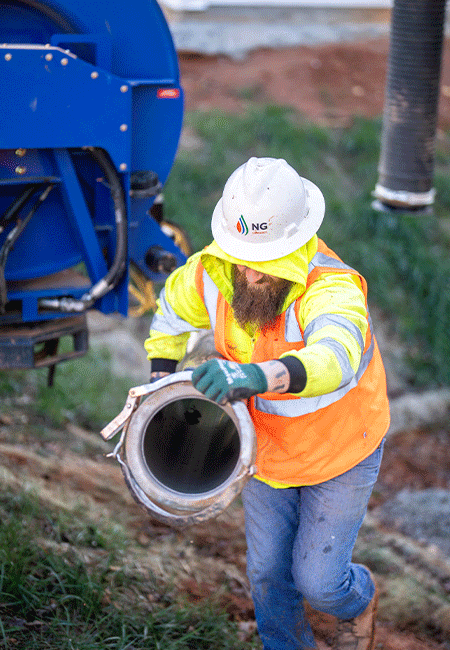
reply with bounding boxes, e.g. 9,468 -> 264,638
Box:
157,88 -> 180,99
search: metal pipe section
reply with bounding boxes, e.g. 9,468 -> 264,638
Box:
113,372 -> 256,527
374,0 -> 447,211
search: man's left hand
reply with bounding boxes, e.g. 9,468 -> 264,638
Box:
191,358 -> 268,404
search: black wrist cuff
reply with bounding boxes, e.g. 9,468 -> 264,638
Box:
278,356 -> 307,393
150,358 -> 178,373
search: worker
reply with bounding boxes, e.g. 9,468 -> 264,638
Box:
144,157 -> 390,650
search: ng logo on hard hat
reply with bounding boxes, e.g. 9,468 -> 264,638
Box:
236,216 -> 268,236
236,215 -> 249,235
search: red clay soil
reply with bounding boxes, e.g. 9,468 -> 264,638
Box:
179,37 -> 450,129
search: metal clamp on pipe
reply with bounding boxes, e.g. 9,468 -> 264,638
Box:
100,371 -> 257,527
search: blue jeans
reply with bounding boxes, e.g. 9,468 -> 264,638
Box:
241,439 -> 385,650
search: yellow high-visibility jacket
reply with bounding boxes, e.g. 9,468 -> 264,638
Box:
144,235 -> 390,486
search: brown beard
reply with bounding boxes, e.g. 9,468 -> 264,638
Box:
231,267 -> 292,330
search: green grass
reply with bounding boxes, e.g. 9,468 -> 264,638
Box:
164,106 -> 450,387
0,346 -> 134,430
0,488 -> 250,650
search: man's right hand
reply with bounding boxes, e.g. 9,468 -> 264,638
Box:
191,358 -> 268,405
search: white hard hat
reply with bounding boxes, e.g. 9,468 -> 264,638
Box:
211,157 -> 325,261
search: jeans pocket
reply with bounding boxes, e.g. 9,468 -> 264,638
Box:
334,436 -> 386,488
358,435 -> 386,481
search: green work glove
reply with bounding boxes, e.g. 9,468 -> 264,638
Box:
191,358 -> 268,405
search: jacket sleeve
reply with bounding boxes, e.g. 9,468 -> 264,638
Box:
144,252 -> 212,362
280,273 -> 369,398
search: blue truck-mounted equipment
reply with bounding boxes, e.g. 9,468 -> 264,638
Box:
0,0 -> 187,379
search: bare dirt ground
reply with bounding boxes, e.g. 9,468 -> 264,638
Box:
2,38 -> 450,650
178,37 -> 450,129
2,410 -> 450,650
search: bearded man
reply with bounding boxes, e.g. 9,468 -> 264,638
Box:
144,157 -> 390,650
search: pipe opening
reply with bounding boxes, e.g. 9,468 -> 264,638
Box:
142,397 -> 240,495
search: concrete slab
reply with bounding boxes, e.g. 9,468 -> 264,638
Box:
162,4 -> 392,57
168,21 -> 390,58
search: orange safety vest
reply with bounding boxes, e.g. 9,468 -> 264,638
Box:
196,239 -> 390,486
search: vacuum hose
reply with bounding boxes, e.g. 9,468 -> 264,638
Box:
374,0 -> 447,210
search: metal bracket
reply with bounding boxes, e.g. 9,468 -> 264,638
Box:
100,371 -> 193,441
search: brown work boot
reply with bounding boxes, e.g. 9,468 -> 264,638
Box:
334,583 -> 378,650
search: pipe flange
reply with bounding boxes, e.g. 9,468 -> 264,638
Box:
373,184 -> 436,209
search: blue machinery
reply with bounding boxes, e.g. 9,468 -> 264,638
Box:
0,0 -> 187,379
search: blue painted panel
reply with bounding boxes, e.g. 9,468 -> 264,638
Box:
0,45 -> 132,173
0,149 -> 57,183
0,0 -> 184,186
1,187 -> 83,280
131,84 -> 184,189
0,0 -> 180,80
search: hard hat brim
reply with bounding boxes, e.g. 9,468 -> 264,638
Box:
211,177 -> 325,262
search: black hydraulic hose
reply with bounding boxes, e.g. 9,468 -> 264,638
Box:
83,147 -> 128,302
0,184 -> 54,312
0,184 -> 40,235
1,148 -> 128,314
38,147 -> 128,312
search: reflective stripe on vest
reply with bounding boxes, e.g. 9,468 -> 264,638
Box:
304,313 -> 365,390
304,314 -> 365,352
254,242 -> 376,416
